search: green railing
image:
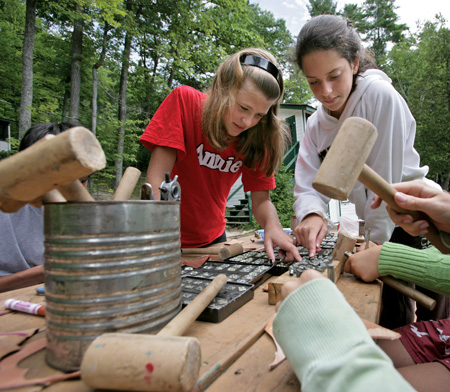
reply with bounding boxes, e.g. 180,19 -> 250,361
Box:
282,141 -> 299,172
226,113 -> 301,223
227,142 -> 298,203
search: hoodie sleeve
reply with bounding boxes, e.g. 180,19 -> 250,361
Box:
293,116 -> 331,223
349,72 -> 428,243
273,278 -> 416,392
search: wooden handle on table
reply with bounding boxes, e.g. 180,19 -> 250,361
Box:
158,274 -> 227,337
181,247 -> 221,255
218,244 -> 244,260
112,167 -> 141,201
359,165 -> 450,254
380,276 -> 436,311
182,244 -> 244,259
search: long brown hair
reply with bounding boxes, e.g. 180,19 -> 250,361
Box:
295,15 -> 377,92
202,48 -> 291,177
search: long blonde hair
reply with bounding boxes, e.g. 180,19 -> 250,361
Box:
202,48 -> 291,177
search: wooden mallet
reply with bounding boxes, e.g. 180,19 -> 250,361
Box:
0,127 -> 105,212
80,274 -> 228,392
313,117 -> 450,254
181,243 -> 244,260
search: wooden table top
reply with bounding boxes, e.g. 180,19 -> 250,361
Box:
0,234 -> 382,392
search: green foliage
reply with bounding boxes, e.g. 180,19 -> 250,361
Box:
307,0 -> 338,16
283,70 -> 315,104
270,166 -> 295,228
0,0 -> 26,128
8,137 -> 20,153
340,3 -> 365,22
401,16 -> 450,189
0,137 -> 19,160
349,0 -> 408,66
9,0 -> 449,196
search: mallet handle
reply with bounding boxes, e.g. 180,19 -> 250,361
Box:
181,247 -> 222,255
42,189 -> 67,203
359,165 -> 450,254
181,244 -> 244,260
158,274 -> 227,337
380,276 -> 436,310
58,180 -> 94,202
112,167 -> 141,201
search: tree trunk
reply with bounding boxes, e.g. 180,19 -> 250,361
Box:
92,23 -> 110,137
61,87 -> 69,122
19,0 -> 37,139
69,5 -> 84,124
114,29 -> 133,189
113,2 -> 142,189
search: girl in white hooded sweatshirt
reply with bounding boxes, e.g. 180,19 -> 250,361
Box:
292,14 -> 449,329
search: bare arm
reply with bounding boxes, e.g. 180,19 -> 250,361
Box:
251,190 -> 300,262
0,265 -> 44,293
145,146 -> 177,200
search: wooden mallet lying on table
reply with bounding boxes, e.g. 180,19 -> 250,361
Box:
313,117 -> 450,254
181,243 -> 244,260
312,117 -> 442,310
80,274 -> 228,392
0,126 -> 106,212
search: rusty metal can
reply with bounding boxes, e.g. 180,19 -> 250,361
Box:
44,200 -> 181,371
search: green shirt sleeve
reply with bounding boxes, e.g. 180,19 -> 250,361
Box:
379,242 -> 450,297
273,278 -> 416,392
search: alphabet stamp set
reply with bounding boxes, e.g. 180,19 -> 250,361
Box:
181,233 -> 338,322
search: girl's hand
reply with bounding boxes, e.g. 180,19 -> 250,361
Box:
264,226 -> 301,263
276,269 -> 324,310
344,245 -> 382,282
294,214 -> 328,257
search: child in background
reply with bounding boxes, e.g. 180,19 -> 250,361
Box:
0,122 -> 76,292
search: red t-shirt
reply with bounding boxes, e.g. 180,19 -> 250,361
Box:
140,86 -> 275,247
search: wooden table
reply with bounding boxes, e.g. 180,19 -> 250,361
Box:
0,236 -> 382,392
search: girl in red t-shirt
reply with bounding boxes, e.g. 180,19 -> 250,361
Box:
140,48 -> 300,262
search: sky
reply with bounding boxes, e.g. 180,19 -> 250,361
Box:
251,0 -> 448,38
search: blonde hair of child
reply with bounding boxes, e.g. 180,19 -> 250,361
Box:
202,48 -> 291,177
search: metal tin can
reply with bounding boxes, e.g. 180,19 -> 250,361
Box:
44,201 -> 181,371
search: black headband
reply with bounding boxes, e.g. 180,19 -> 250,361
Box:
239,54 -> 282,89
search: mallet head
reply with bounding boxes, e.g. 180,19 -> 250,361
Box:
312,117 -> 378,200
81,333 -> 201,392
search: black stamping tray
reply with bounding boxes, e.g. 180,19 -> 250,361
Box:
223,233 -> 339,275
181,276 -> 254,323
224,250 -> 292,276
182,261 -> 273,286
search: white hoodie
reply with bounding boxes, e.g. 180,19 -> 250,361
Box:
293,69 -> 429,243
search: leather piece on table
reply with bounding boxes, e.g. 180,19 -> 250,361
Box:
264,313 -> 286,370
0,338 -> 80,391
0,327 -> 40,359
182,255 -> 210,268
